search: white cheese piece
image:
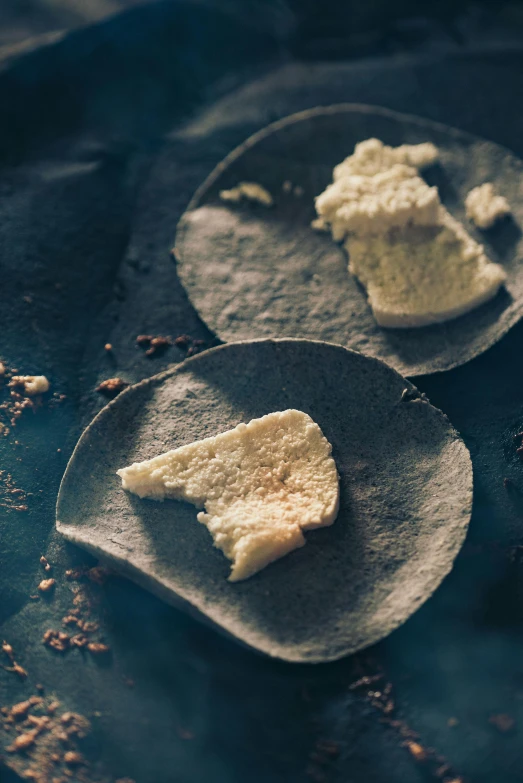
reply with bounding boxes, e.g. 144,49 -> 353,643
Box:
219,181 -> 273,207
117,410 -> 339,582
465,182 -> 511,229
348,211 -> 506,327
12,375 -> 50,395
314,138 -> 506,327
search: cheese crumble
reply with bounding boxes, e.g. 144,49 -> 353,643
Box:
219,181 -> 273,207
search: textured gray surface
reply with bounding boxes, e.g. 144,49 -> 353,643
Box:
57,339 -> 472,662
176,104 -> 523,377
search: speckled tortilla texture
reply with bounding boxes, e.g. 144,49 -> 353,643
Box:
175,105 -> 523,377
56,340 -> 472,663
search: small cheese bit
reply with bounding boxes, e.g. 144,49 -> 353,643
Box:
465,183 -> 511,229
314,138 -> 506,328
11,375 -> 50,395
118,410 -> 339,582
219,181 -> 273,207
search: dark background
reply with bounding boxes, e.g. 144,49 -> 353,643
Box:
2,2 -> 523,782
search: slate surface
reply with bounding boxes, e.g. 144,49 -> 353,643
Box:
2,2 -> 523,782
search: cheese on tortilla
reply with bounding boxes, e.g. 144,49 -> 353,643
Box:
314,138 -> 506,328
117,410 -> 339,581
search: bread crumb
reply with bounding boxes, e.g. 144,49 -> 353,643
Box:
87,642 -> 110,655
63,751 -> 84,765
405,741 -> 428,762
96,378 -> 128,398
70,634 -> 88,649
10,375 -> 50,396
42,630 -> 70,653
136,334 -> 172,357
38,578 -> 56,593
282,180 -> 292,193
7,730 -> 37,752
40,556 -> 52,572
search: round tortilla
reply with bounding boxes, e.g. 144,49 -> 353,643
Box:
56,339 -> 472,663
175,104 -> 523,377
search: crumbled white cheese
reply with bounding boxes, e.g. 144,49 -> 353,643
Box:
332,138 -> 438,179
118,410 -> 339,582
314,138 -> 506,327
12,375 -> 50,395
465,183 -> 510,229
219,181 -> 273,207
316,164 -> 441,240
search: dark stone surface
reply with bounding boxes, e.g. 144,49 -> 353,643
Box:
2,2 -> 523,782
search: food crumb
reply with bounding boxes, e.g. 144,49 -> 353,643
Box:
11,698 -> 42,720
70,634 -> 88,649
38,578 -> 56,593
40,556 -> 52,572
10,375 -> 50,396
96,378 -> 128,398
104,343 -> 112,352
7,730 -> 37,752
294,185 -> 304,197
219,181 -> 273,207
173,334 -> 207,357
315,739 -> 340,757
405,741 -> 428,762
2,640 -> 28,679
282,180 -> 292,193
489,713 -> 515,733
43,630 -> 70,653
63,751 -> 85,765
87,642 -> 110,655
136,334 -> 172,357
447,717 -> 459,727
